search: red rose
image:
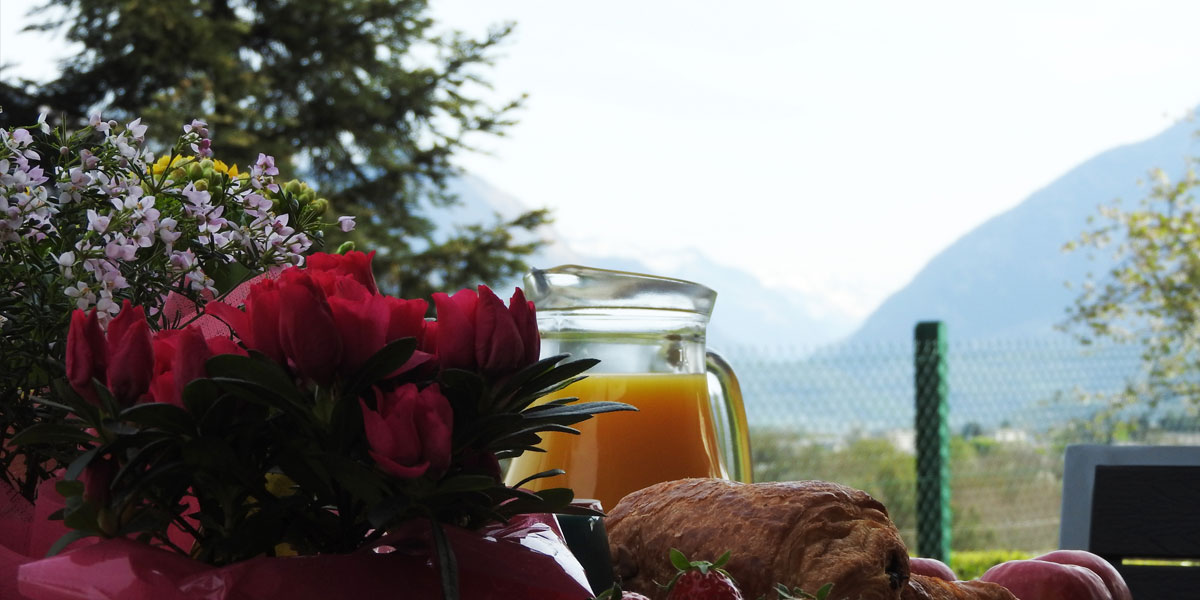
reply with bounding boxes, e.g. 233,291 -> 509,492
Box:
305,250 -> 378,295
66,308 -> 107,404
432,286 -> 541,377
360,383 -> 453,479
104,301 -> 154,405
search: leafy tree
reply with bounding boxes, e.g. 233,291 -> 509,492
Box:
4,0 -> 550,299
1063,163 -> 1200,411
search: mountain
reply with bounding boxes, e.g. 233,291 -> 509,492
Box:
440,176 -> 857,348
850,111 -> 1200,343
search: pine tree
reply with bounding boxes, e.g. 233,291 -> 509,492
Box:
5,0 -> 550,299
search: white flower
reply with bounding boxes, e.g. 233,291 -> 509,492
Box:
338,215 -> 356,232
126,118 -> 148,141
56,251 -> 75,267
158,217 -> 182,245
86,209 -> 111,234
64,281 -> 97,310
104,236 -> 138,261
95,290 -> 119,316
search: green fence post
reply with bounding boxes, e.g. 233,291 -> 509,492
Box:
914,321 -> 951,562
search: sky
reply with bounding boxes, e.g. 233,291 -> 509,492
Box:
5,1 -> 1200,324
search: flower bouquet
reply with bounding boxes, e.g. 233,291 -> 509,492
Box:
2,116 -> 632,599
1,113 -> 346,497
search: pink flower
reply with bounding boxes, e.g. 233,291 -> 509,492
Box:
360,384 -> 453,479
431,286 -> 540,377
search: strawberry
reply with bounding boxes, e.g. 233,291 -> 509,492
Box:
664,548 -> 744,600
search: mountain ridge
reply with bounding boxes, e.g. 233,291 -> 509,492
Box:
849,110 -> 1200,342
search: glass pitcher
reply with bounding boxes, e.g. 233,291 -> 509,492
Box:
503,265 -> 752,512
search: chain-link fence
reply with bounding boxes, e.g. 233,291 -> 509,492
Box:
722,333 -> 1200,554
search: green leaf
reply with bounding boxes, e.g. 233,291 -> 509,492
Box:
347,337 -> 418,394
325,456 -> 388,504
55,479 -> 85,498
45,530 -> 94,557
367,496 -> 410,529
118,402 -> 196,434
520,400 -> 636,419
432,474 -> 500,495
63,447 -> 99,482
510,358 -> 599,397
508,468 -> 564,490
430,520 -> 460,600
714,550 -> 731,568
670,547 -> 690,571
10,422 -> 97,446
205,353 -> 306,406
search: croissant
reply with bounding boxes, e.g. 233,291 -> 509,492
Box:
606,478 -> 910,600
902,575 -> 1018,600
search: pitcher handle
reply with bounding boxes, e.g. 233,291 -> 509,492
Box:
705,350 -> 753,483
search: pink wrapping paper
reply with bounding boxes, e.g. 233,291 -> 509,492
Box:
2,478 -> 97,600
11,512 -> 593,600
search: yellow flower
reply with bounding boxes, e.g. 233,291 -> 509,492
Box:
213,159 -> 239,177
151,155 -> 239,177
151,154 -> 188,175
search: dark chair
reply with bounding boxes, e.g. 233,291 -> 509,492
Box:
1059,444 -> 1200,599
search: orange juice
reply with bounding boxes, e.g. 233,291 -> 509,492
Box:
504,372 -> 725,511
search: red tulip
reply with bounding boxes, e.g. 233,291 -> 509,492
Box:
66,308 -> 107,404
149,329 -> 184,406
150,327 -> 248,407
360,383 -> 453,479
431,288 -> 478,371
243,278 -> 285,363
171,327 -> 213,405
384,296 -> 428,346
277,271 -> 342,385
327,277 -> 390,373
474,286 -> 527,376
305,250 -> 378,295
508,288 -> 540,367
431,286 -> 541,377
105,301 -> 154,405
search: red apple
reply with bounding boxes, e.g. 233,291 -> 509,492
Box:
1033,550 -> 1132,600
980,559 -> 1112,600
909,556 -> 958,581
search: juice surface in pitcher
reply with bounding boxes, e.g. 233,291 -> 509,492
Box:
504,372 -> 724,511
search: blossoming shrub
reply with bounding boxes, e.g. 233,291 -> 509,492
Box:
15,251 -> 629,576
0,115 -> 351,497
